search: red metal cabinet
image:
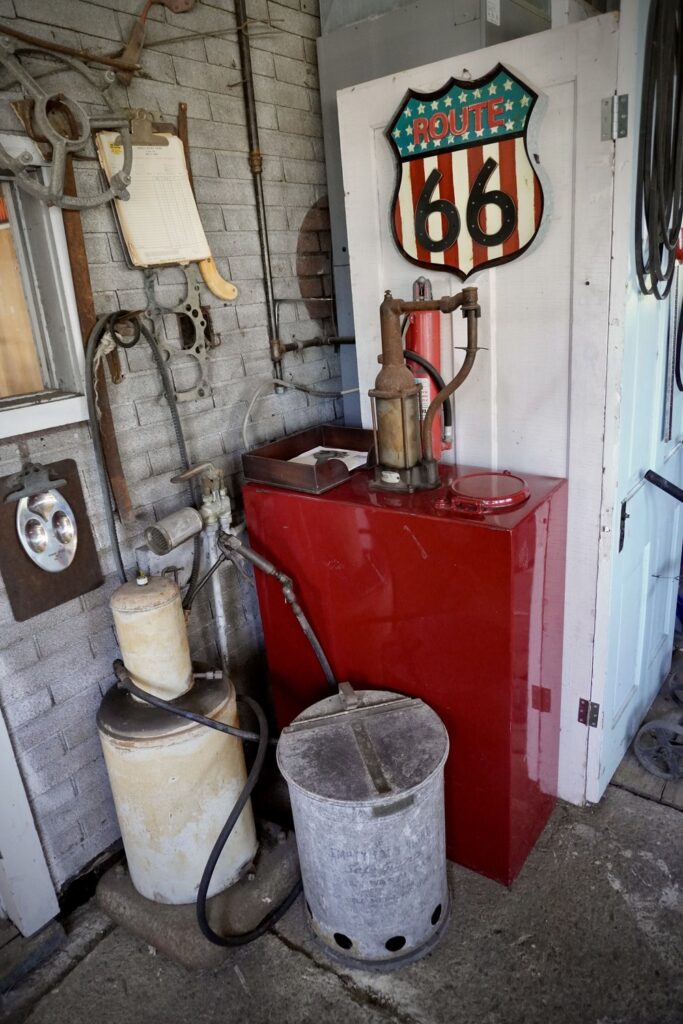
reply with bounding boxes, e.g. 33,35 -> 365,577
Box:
243,465 -> 567,885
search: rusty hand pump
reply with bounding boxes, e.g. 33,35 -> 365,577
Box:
370,287 -> 480,492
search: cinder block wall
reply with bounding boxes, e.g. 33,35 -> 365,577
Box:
0,0 -> 337,891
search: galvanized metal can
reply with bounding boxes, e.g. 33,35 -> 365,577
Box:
277,686 -> 450,967
98,676 -> 257,904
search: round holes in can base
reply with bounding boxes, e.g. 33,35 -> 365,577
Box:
385,935 -> 406,953
333,932 -> 353,950
431,904 -> 442,926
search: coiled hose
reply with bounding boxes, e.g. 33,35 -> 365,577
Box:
635,0 -> 683,299
85,311 -> 201,600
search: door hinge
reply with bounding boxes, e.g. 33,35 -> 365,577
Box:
601,94 -> 628,141
578,698 -> 600,727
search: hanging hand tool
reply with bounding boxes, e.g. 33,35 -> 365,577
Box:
0,38 -> 133,209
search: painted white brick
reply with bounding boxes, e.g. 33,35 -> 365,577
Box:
267,2 -> 319,40
259,126 -> 315,159
253,73 -> 310,112
274,53 -> 318,88
13,0 -> 119,40
276,105 -> 322,137
283,157 -> 326,184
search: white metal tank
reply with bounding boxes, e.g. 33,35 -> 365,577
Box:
110,577 -> 192,700
97,676 -> 258,904
277,685 -> 449,967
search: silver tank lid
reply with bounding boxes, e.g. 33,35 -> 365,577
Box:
276,683 -> 449,805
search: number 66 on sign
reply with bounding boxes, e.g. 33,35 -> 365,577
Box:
387,64 -> 544,280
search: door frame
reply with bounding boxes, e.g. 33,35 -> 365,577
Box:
0,707 -> 58,936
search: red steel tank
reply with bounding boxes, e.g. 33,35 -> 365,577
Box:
243,464 -> 567,885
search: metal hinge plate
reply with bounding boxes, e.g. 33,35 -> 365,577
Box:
578,698 -> 600,728
601,94 -> 628,141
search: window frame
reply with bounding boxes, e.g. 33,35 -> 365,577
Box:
0,134 -> 87,441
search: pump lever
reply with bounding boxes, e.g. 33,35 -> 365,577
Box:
171,462 -> 219,484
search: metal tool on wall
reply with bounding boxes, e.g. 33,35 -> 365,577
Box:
7,463 -> 78,574
143,263 -> 214,403
95,109 -> 238,402
0,37 -> 133,209
0,460 -> 102,621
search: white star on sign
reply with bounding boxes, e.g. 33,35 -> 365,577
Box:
505,100 -> 513,111
447,134 -> 455,144
505,119 -> 515,130
420,141 -> 428,149
472,88 -> 481,98
462,131 -> 470,140
430,100 -> 439,110
392,129 -> 401,138
475,128 -> 484,137
458,91 -> 467,103
434,138 -> 442,146
490,125 -> 499,133
417,102 -> 426,114
520,94 -> 530,107
503,79 -> 513,91
444,95 -> 453,107
488,83 -> 497,95
404,126 -> 412,135
407,142 -> 415,153
405,106 -> 413,116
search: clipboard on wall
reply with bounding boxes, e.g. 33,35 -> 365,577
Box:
95,115 -> 237,299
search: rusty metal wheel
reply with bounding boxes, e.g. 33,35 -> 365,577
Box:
633,718 -> 683,780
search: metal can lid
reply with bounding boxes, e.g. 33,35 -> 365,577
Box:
97,676 -> 233,741
110,575 -> 180,615
276,686 -> 449,805
444,470 -> 530,515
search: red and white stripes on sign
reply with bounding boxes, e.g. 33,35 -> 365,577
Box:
394,138 -> 542,275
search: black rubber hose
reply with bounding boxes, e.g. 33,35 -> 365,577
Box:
184,553 -> 228,611
134,319 -> 201,603
113,660 -> 265,744
403,348 -> 452,429
195,695 -> 302,946
113,660 -> 302,945
85,311 -> 201,597
675,301 -> 683,393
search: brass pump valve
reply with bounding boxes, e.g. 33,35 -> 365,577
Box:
369,287 -> 481,493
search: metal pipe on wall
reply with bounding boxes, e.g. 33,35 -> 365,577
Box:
204,521 -> 231,672
235,0 -> 282,380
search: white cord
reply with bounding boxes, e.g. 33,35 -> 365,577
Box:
92,332 -> 117,421
242,377 -> 359,451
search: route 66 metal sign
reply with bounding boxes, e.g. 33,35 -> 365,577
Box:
387,64 -> 544,279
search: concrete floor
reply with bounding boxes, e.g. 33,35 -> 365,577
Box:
7,785 -> 683,1024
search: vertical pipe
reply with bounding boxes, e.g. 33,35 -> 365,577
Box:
205,522 -> 230,671
235,0 -> 282,380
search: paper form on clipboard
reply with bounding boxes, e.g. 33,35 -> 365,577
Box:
95,131 -> 211,267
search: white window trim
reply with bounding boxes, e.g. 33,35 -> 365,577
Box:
0,134 -> 88,441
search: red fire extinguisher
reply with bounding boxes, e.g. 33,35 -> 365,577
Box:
404,277 -> 452,460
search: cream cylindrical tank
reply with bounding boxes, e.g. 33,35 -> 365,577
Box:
97,676 -> 258,904
110,577 -> 192,700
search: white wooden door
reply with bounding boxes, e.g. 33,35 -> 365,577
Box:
583,0 -> 683,801
338,14 -> 621,803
